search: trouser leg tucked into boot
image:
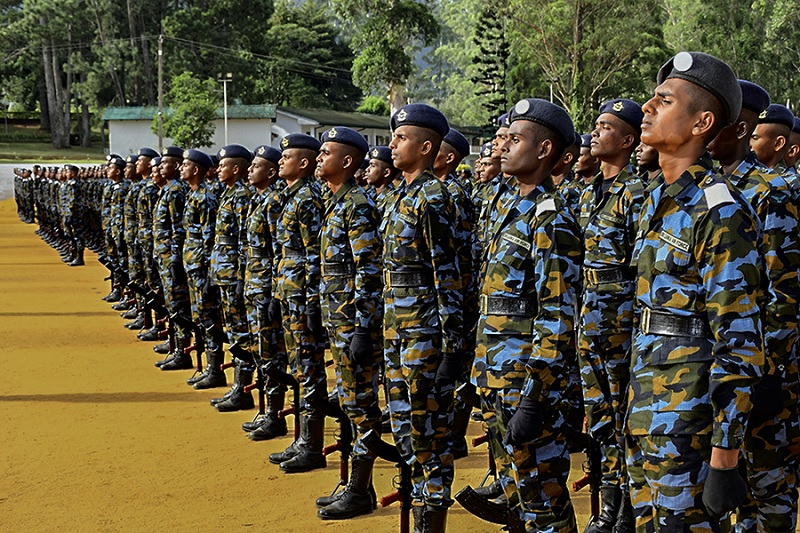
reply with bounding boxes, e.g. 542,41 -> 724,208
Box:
160,337 -> 194,371
192,349 -> 227,389
317,456 -> 375,519
214,361 -> 254,412
584,485 -> 622,533
612,486 -> 634,533
279,410 -> 326,473
248,392 -> 287,440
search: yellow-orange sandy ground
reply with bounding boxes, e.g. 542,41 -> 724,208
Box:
0,197 -> 593,532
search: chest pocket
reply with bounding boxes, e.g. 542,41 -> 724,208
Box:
652,231 -> 693,276
390,199 -> 424,263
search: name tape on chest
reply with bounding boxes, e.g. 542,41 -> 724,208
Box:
658,230 -> 690,252
503,233 -> 532,252
398,212 -> 418,226
598,212 -> 625,226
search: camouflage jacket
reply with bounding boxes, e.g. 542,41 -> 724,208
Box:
375,180 -> 398,222
109,179 -> 130,242
274,176 -> 323,307
557,173 -> 585,218
320,178 -> 383,329
210,181 -> 251,286
381,171 -> 462,352
727,152 -> 800,376
244,181 -> 284,297
123,180 -> 143,247
137,179 -> 160,257
101,180 -> 114,234
182,180 -> 218,275
443,173 -> 475,284
474,181 -> 582,397
60,178 -> 80,221
628,154 -> 764,448
476,174 -> 518,271
152,178 -> 186,261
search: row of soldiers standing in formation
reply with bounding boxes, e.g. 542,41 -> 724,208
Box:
14,49 -> 800,533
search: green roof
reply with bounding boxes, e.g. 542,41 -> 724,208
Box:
102,104 -> 276,121
278,106 -> 390,129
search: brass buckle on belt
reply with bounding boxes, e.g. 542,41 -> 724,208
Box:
640,307 -> 651,334
479,294 -> 488,315
586,268 -> 597,286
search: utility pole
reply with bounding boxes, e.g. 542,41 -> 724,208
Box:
218,72 -> 233,145
157,32 -> 164,152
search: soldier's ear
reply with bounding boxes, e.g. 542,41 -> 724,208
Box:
539,138 -> 554,160
420,139 -> 433,156
691,110 -> 716,139
298,157 -> 309,170
775,135 -> 788,153
342,154 -> 353,170
734,120 -> 750,141
621,132 -> 636,150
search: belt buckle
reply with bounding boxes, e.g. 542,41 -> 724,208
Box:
640,307 -> 651,334
586,268 -> 597,286
384,271 -> 391,287
479,294 -> 488,315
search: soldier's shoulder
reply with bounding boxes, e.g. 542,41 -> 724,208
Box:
698,173 -> 737,210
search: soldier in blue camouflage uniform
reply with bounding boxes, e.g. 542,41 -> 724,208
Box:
751,105 -> 800,195
118,155 -> 144,321
364,145 -> 400,220
579,99 -> 646,533
136,154 -> 165,341
179,149 -> 226,390
109,157 -> 131,298
266,134 -> 328,474
467,98 -> 582,533
208,144 -> 256,412
312,127 -> 383,520
151,146 -> 194,371
635,142 -> 661,183
433,128 -> 477,461
553,134 -> 583,217
708,85 -> 800,533
101,156 -> 128,302
61,164 -> 85,266
381,104 -> 462,531
626,52 -> 763,531
242,145 -> 290,440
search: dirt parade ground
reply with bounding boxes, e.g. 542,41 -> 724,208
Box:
0,197 -> 594,532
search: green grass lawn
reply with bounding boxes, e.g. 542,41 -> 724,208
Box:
0,142 -> 106,163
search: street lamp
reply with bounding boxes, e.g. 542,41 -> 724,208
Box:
545,77 -> 559,103
218,72 -> 233,145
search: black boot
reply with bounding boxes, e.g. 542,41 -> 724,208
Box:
421,505 -> 447,533
214,363 -> 254,412
269,436 -> 303,465
111,298 -> 133,311
102,288 -> 121,302
612,487 -> 634,533
248,393 -> 287,440
193,350 -> 227,389
280,412 -> 327,473
584,485 -> 622,533
317,457 -> 376,519
413,506 -> 425,533
121,307 -> 139,320
68,250 -> 84,266
125,314 -> 145,330
153,339 -> 171,354
451,401 -> 471,460
138,326 -> 160,341
160,339 -> 194,371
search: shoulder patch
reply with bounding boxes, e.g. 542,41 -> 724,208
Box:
535,197 -> 556,216
703,182 -> 734,208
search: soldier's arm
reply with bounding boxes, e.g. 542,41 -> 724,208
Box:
699,203 -> 764,449
169,188 -> 186,261
234,191 -> 251,281
423,188 -> 462,354
349,200 -> 383,329
299,194 -> 323,310
202,195 -> 217,263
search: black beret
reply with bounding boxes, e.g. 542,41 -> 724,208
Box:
657,51 -> 741,126
138,147 -> 159,159
150,156 -> 162,168
758,104 -> 795,130
183,149 -> 212,169
573,132 -> 582,147
509,98 -> 575,146
580,134 -> 592,148
107,156 -> 126,168
360,157 -> 370,170
738,80 -> 770,115
321,126 -> 369,157
126,155 -> 138,164
253,145 -> 282,165
280,133 -> 321,152
218,144 -> 253,163
106,153 -> 122,162
479,142 -> 493,158
161,146 -> 184,159
64,164 -> 79,173
794,118 -> 800,135
598,98 -> 643,133
390,103 -> 450,139
209,154 -> 219,167
443,129 -> 471,159
369,146 -> 393,164
496,113 -> 510,128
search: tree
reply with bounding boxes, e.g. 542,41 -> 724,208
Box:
332,0 -> 440,113
153,71 -> 217,149
357,96 -> 390,116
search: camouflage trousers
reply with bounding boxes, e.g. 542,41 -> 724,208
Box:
280,297 -> 327,407
218,284 -> 253,362
479,386 -> 577,533
627,433 -> 728,532
186,270 -> 224,355
736,362 -> 800,533
384,335 -> 455,509
245,293 -> 287,395
155,254 -> 191,342
327,324 -> 382,457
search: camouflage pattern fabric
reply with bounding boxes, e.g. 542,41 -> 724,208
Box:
137,178 -> 161,292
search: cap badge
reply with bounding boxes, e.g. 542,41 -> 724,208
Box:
257,146 -> 265,155
371,148 -> 378,157
759,110 -> 767,119
612,101 -> 624,112
219,148 -> 226,157
328,128 -> 337,139
281,138 -> 289,148
396,109 -> 408,122
673,51 -> 693,72
514,99 -> 530,114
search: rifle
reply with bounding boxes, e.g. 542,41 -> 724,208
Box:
454,486 -> 525,533
362,429 -> 411,533
305,388 -> 353,499
98,255 -> 125,293
263,360 -> 301,440
456,383 -> 497,488
571,432 -> 602,520
128,281 -> 177,355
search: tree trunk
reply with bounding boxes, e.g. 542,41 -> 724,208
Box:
141,15 -> 155,105
37,77 -> 50,131
41,25 -> 68,148
388,82 -> 406,116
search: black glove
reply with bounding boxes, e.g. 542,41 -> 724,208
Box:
306,306 -> 324,337
234,281 -> 244,301
702,465 -> 748,519
349,327 -> 374,367
201,276 -> 216,300
748,373 -> 783,427
435,352 -> 463,387
268,297 -> 282,324
503,396 -> 542,448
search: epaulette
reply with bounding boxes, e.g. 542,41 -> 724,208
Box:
702,175 -> 735,209
421,174 -> 447,202
535,193 -> 557,217
349,190 -> 369,207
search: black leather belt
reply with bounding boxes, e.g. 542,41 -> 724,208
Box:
283,247 -> 304,258
188,231 -> 203,239
216,235 -> 238,246
480,294 -> 537,317
248,246 -> 271,259
154,224 -> 170,231
584,266 -> 633,286
639,307 -> 710,337
322,262 -> 354,277
385,270 -> 433,288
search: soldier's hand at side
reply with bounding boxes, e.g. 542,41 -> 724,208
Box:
306,306 -> 323,337
702,464 -> 747,519
435,352 -> 462,387
349,327 -> 374,367
234,281 -> 244,300
503,396 -> 542,448
268,297 -> 282,324
748,373 -> 783,427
